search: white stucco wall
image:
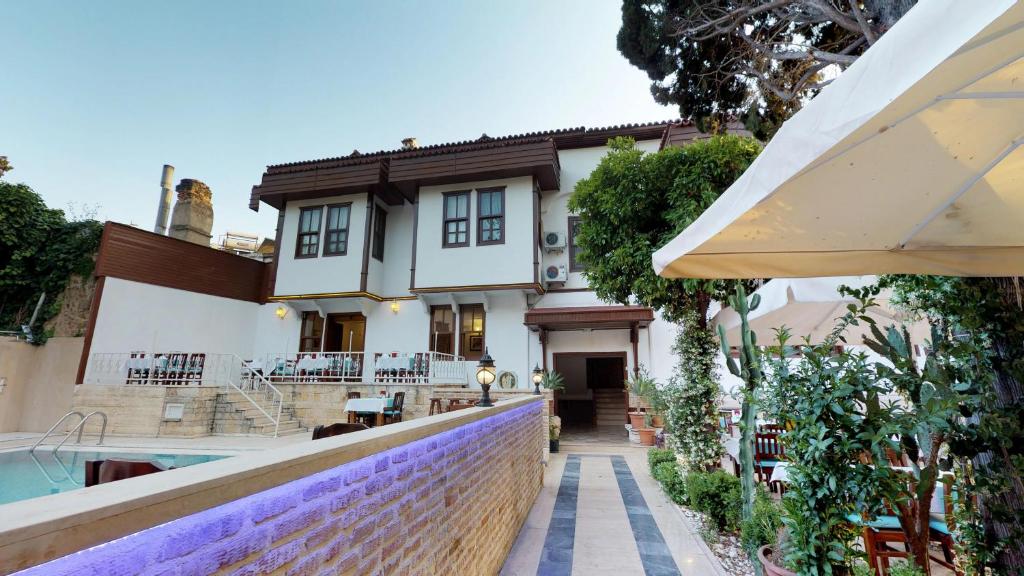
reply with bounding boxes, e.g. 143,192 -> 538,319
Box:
540,139 -> 662,290
275,194 -> 368,296
414,176 -> 535,288
89,278 -> 299,361
370,201 -> 414,297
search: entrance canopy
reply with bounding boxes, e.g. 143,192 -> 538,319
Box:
652,0 -> 1024,279
524,306 -> 653,331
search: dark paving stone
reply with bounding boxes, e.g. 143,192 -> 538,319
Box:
610,456 -> 682,576
537,455 -> 581,576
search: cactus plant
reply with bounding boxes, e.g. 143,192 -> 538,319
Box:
717,282 -> 763,575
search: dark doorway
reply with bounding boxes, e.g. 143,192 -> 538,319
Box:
553,352 -> 627,427
322,313 -> 366,353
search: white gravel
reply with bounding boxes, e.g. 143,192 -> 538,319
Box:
678,507 -> 756,576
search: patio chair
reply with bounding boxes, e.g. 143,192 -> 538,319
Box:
347,391 -> 361,399
928,475 -> 962,575
84,459 -> 169,487
384,392 -> 405,424
311,422 -> 369,440
753,431 -> 785,488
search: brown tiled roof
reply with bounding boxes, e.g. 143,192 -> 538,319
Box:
265,119 -> 689,173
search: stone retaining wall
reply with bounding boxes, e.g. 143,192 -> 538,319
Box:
3,398 -> 544,576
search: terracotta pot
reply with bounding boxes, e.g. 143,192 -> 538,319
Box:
637,427 -> 656,446
651,414 -> 665,428
629,412 -> 646,429
758,545 -> 796,576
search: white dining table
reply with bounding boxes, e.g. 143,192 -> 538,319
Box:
377,356 -> 414,371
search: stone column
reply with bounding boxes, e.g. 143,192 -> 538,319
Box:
169,179 -> 214,245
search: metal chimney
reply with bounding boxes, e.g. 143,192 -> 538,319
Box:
154,164 -> 175,235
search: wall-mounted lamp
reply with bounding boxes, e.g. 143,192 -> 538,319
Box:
275,306 -> 288,319
390,300 -> 400,314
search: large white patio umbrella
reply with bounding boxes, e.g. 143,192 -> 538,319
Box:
712,276 -> 929,345
652,0 -> 1024,279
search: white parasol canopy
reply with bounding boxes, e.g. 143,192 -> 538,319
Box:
712,276 -> 929,345
653,0 -> 1024,279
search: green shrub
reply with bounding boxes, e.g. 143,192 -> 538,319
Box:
740,487 -> 782,554
647,448 -> 676,473
652,461 -> 688,505
687,470 -> 742,532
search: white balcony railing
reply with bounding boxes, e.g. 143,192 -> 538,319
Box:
85,350 -> 471,388
254,351 -> 470,386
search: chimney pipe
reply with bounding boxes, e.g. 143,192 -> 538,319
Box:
401,137 -> 419,150
154,164 -> 175,235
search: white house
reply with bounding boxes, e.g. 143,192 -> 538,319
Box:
79,120 -> 740,430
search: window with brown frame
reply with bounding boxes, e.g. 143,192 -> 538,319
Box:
299,312 -> 324,352
323,203 -> 351,256
442,191 -> 470,248
428,306 -> 455,355
568,216 -> 584,271
295,206 -> 323,258
477,187 -> 505,245
459,304 -> 485,361
372,205 -> 387,261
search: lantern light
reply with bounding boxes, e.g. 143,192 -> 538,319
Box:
390,300 -> 400,314
475,348 -> 495,407
531,364 -> 543,395
275,306 -> 288,319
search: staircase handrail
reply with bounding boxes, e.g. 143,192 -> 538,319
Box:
229,354 -> 284,437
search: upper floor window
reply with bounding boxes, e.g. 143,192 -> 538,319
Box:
372,205 -> 387,261
295,206 -> 323,258
477,187 -> 505,245
323,203 -> 351,256
568,216 -> 584,272
443,191 -> 470,248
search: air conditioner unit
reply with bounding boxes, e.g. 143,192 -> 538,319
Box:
544,264 -> 568,285
542,231 -> 566,252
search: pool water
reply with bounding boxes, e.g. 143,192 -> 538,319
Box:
0,449 -> 229,506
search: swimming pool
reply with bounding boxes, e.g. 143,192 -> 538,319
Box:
0,449 -> 229,506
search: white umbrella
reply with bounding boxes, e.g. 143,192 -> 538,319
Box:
712,276 -> 929,345
652,0 -> 1024,279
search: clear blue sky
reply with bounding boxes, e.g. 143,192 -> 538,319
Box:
2,1 -> 673,239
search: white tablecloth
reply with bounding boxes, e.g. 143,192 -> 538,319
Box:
344,398 -> 393,413
724,437 -> 739,461
377,356 -> 414,371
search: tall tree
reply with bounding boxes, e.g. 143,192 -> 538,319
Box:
618,0 -> 918,137
569,135 -> 760,470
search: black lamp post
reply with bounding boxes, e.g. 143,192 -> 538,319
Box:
531,364 -> 544,395
475,348 -> 496,407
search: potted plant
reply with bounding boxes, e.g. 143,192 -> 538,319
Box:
626,370 -> 655,429
757,528 -> 796,576
636,413 -> 656,446
645,384 -> 668,428
549,415 -> 561,452
541,370 -> 565,414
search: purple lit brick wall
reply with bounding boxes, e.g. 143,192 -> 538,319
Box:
14,402 -> 543,576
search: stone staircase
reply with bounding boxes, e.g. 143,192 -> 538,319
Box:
212,390 -> 306,437
593,389 -> 627,426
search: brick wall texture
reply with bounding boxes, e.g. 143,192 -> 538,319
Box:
14,401 -> 544,576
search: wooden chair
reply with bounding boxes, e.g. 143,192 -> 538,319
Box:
428,398 -> 443,416
84,459 -> 168,487
384,392 -> 405,424
928,475 -> 961,575
312,422 -> 369,440
753,431 -> 784,486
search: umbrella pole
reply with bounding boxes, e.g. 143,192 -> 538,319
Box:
719,282 -> 763,575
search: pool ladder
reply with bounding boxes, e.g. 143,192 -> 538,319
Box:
30,410 -> 108,454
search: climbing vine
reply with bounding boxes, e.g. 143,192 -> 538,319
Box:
664,309 -> 724,470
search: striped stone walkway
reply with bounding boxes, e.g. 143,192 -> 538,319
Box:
501,448 -> 724,576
